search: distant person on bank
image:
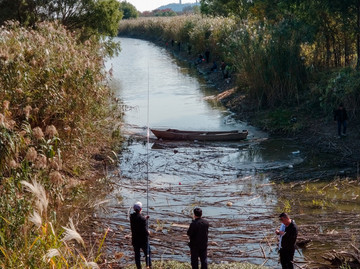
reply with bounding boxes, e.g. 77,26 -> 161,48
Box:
196,54 -> 204,65
187,208 -> 209,269
130,201 -> 151,269
334,103 -> 348,138
205,49 -> 210,63
275,213 -> 298,269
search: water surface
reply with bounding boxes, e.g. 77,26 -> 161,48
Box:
100,37 -> 308,267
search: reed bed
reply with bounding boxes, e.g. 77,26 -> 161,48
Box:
0,21 -> 121,268
119,16 -> 360,115
118,16 -> 305,108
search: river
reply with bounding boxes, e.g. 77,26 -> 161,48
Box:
94,38 -> 360,268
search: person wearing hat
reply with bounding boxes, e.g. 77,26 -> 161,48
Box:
130,201 -> 151,269
275,213 -> 298,269
187,207 -> 209,269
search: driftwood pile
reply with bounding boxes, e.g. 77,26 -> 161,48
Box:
322,244 -> 360,268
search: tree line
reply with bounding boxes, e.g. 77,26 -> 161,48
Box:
0,0 -> 140,37
201,0 -> 360,70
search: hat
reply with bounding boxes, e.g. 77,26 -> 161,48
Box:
133,201 -> 142,211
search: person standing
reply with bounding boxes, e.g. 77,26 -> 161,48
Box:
187,208 -> 209,269
334,103 -> 348,138
275,213 -> 298,269
205,49 -> 210,63
130,201 -> 151,269
196,54 -> 204,65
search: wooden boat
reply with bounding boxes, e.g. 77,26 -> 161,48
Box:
150,128 -> 248,141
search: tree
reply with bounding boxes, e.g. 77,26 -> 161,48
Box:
119,1 -> 138,19
0,0 -> 40,26
0,0 -> 123,37
200,0 -> 360,69
86,0 -> 124,36
153,9 -> 177,17
200,0 -> 253,18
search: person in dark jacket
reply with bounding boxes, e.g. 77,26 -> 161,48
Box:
130,201 -> 151,269
187,208 -> 209,269
205,49 -> 210,63
334,103 -> 348,137
275,213 -> 298,269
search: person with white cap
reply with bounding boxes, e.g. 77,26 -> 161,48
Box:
130,201 -> 151,269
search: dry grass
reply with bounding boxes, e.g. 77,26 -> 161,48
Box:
0,21 -> 122,268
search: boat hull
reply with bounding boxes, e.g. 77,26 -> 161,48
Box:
150,129 -> 248,141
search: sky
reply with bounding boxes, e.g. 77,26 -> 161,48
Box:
125,0 -> 197,12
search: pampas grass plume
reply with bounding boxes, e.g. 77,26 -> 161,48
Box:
9,159 -> 19,168
86,262 -> 100,269
49,156 -> 62,171
45,125 -> 58,138
43,248 -> 61,262
21,179 -> 49,215
25,147 -> 38,162
34,154 -> 47,169
32,127 -> 44,140
49,171 -> 62,184
29,210 -> 42,228
61,219 -> 84,246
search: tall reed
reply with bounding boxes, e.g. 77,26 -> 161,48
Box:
118,16 -> 306,108
0,21 -> 119,268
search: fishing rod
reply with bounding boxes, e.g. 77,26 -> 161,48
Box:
146,62 -> 151,268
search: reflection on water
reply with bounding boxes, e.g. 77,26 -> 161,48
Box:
107,38 -> 261,133
99,38 -> 307,266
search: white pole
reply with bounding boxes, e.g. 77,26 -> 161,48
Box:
146,62 -> 150,268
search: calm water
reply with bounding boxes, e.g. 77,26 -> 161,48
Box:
100,38 -> 307,267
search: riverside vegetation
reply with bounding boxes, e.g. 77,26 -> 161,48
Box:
0,0 -> 126,267
0,21 -> 123,268
118,11 -> 360,134
1,2 -> 359,269
0,20 -> 268,269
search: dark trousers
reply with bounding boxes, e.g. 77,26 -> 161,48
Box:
279,249 -> 295,269
133,243 -> 151,269
190,247 -> 208,269
338,120 -> 347,136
